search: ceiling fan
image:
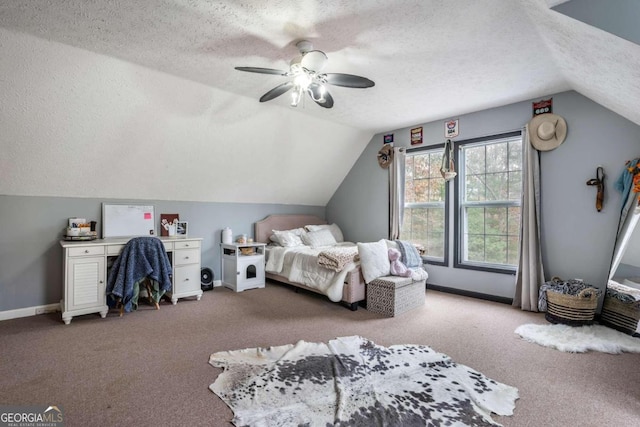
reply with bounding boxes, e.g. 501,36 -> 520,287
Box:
235,40 -> 375,109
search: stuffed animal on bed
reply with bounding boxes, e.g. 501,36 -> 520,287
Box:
389,248 -> 412,277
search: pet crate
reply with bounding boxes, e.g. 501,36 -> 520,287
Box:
545,287 -> 598,326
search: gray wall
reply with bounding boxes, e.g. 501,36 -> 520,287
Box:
327,91 -> 640,299
0,196 -> 323,311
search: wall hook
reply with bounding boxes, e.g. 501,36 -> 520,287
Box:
586,166 -> 605,212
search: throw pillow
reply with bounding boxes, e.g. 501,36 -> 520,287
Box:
358,239 -> 391,283
302,229 -> 337,248
271,228 -> 306,247
306,223 -> 344,242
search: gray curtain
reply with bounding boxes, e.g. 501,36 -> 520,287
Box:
389,147 -> 406,240
513,125 -> 545,311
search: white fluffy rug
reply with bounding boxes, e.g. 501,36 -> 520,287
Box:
515,323 -> 640,354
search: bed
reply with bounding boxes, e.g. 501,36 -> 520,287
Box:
254,214 -> 365,310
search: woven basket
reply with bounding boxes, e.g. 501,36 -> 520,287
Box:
600,296 -> 640,337
545,287 -> 598,326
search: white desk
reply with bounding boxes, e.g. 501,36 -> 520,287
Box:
59,236 -> 202,324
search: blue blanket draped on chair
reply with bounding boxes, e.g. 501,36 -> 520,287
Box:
106,237 -> 173,313
395,240 -> 422,269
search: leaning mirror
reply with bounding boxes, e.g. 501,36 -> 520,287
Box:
602,161 -> 640,337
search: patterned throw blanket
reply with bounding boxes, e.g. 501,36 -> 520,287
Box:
209,336 -> 519,426
317,246 -> 359,272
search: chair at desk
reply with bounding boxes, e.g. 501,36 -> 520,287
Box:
106,236 -> 173,316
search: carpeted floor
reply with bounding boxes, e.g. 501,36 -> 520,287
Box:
0,282 -> 639,426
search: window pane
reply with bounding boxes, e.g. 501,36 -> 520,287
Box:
414,178 -> 429,202
465,174 -> 485,201
509,140 -> 522,171
429,153 -> 443,178
508,171 -> 522,200
466,234 -> 485,262
485,207 -> 507,235
466,207 -> 485,235
507,206 -> 521,236
414,155 -> 429,179
485,236 -> 507,264
459,135 -> 522,269
427,207 -> 445,232
465,146 -> 485,175
486,143 -> 508,173
485,172 -> 509,200
507,235 -> 519,265
428,177 -> 445,202
426,232 -> 444,258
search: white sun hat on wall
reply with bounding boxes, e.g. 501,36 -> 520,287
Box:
529,113 -> 567,151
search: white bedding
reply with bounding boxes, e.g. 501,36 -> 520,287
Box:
265,243 -> 358,302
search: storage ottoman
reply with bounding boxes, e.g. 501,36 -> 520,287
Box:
367,276 -> 426,317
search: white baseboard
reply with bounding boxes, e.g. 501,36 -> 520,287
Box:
213,279 -> 222,287
0,303 -> 60,321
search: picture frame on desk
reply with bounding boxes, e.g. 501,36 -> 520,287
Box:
176,221 -> 188,237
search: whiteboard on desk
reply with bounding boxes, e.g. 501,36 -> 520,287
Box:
102,204 -> 156,238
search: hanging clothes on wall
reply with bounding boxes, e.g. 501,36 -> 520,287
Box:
614,158 -> 640,211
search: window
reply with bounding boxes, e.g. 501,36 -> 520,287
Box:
455,132 -> 522,272
400,146 -> 447,264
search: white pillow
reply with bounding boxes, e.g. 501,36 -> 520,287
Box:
358,239 -> 391,284
306,223 -> 344,242
270,228 -> 306,247
302,229 -> 337,248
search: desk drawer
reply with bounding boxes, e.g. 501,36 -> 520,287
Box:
68,246 -> 105,257
174,248 -> 200,266
174,240 -> 200,250
107,245 -> 125,256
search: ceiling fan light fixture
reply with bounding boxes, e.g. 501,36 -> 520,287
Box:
293,73 -> 312,90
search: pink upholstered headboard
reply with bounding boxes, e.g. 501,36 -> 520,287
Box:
254,214 -> 327,244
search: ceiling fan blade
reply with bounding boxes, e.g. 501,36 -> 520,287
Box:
308,83 -> 334,108
324,73 -> 375,88
235,66 -> 288,76
259,81 -> 295,102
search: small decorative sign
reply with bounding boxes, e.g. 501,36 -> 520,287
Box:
532,98 -> 552,116
445,119 -> 459,138
410,127 -> 423,145
383,134 -> 394,144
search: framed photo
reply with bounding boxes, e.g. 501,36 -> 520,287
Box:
160,213 -> 179,236
176,221 -> 188,237
411,127 -> 423,145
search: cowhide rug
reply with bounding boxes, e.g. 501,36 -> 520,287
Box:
515,323 -> 640,354
209,335 -> 518,426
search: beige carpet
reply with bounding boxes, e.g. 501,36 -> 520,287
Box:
0,282 -> 638,426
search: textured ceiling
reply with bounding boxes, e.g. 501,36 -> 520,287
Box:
0,0 -> 638,133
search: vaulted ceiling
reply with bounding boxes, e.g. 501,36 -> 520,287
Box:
1,0 -> 638,133
1,1 -> 639,206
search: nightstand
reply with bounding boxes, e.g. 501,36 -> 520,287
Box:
220,242 -> 266,292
